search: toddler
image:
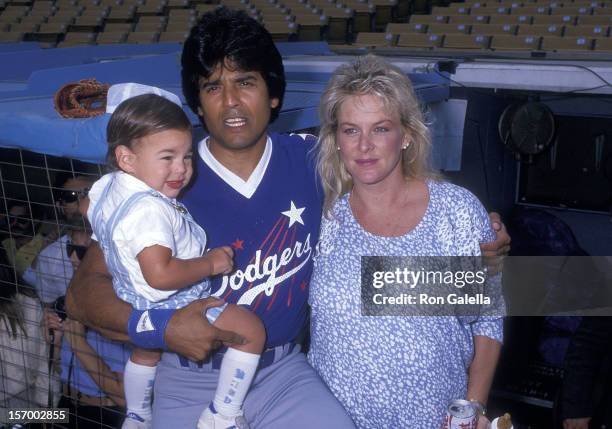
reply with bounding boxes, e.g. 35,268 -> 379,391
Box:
87,92 -> 265,429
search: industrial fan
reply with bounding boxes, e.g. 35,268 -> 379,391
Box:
498,102 -> 556,161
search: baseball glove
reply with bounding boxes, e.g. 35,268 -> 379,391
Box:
54,78 -> 111,118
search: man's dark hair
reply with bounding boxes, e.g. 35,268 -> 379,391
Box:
106,94 -> 192,170
181,7 -> 286,128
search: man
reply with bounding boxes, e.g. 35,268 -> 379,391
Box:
561,317 -> 612,429
67,8 -> 511,428
31,175 -> 93,304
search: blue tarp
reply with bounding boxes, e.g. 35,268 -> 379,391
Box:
0,43 -> 449,165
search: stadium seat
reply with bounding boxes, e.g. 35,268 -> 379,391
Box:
515,6 -> 550,15
518,24 -> 564,36
447,3 -> 471,14
263,21 -> 297,41
80,6 -> 110,19
318,6 -> 352,43
369,0 -> 395,31
386,22 -> 428,34
58,31 -> 96,46
135,21 -> 165,32
345,1 -> 374,34
533,15 -> 576,25
263,15 -> 295,24
551,6 -> 591,15
69,16 -> 104,32
489,14 -> 532,25
136,1 -> 166,16
578,15 -> 612,25
46,14 -> 76,25
442,33 -> 490,49
9,22 -> 40,33
125,31 -> 159,43
448,14 -> 489,24
195,4 -> 219,16
540,36 -> 593,51
19,15 -> 47,26
36,22 -> 67,33
106,6 -> 136,21
498,1 -> 523,10
104,22 -> 133,32
96,30 -> 127,43
352,31 -> 392,47
593,37 -> 612,51
55,0 -> 79,7
158,30 -> 189,42
490,34 -> 541,50
165,20 -> 195,32
563,24 -> 609,37
168,9 -> 196,20
166,0 -> 189,8
428,23 -> 471,34
409,14 -> 448,24
396,32 -> 443,48
98,0 -> 122,7
474,6 -> 511,15
432,5 -> 466,15
294,14 -> 326,41
471,23 -> 517,35
0,31 -> 24,42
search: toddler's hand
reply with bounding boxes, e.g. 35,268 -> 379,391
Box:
207,246 -> 234,276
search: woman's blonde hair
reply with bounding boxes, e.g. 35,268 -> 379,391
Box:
316,54 -> 436,216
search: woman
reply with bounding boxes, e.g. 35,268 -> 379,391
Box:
0,247 -> 59,425
308,55 -> 503,428
44,228 -> 130,429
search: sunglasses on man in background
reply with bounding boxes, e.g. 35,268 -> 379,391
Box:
58,188 -> 89,204
66,242 -> 88,260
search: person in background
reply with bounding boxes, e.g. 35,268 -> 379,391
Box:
45,228 -> 130,429
1,201 -> 56,279
308,54 -> 503,429
0,247 -> 59,425
560,316 -> 612,429
56,175 -> 94,224
29,175 -> 94,305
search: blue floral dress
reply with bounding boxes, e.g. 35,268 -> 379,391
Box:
308,180 -> 504,429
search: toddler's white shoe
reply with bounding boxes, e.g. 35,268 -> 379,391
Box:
196,404 -> 250,429
122,412 -> 151,429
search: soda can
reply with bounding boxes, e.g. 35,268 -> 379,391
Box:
443,399 -> 478,429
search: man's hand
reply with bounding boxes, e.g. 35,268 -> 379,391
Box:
207,246 -> 234,276
164,297 -> 245,361
481,212 -> 511,275
563,417 -> 591,429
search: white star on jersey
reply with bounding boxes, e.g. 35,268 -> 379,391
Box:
282,201 -> 305,227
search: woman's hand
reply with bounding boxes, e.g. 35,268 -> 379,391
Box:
477,415 -> 491,429
42,308 -> 63,345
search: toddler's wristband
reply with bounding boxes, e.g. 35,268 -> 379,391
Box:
127,308 -> 175,349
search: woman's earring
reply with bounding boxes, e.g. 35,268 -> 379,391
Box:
402,144 -> 409,150
336,146 -> 340,151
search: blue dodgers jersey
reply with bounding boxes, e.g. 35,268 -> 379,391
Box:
181,133 -> 323,347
